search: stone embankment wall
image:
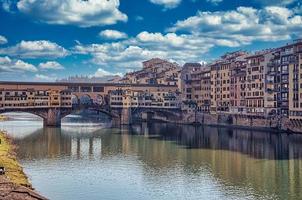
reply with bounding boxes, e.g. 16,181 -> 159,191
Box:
0,132 -> 47,200
181,112 -> 302,134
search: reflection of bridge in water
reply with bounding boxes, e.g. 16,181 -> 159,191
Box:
13,127 -> 113,160
13,124 -> 302,161
12,124 -> 302,199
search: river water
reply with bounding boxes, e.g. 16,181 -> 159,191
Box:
0,113 -> 302,200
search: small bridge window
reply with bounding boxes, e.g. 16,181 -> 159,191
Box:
69,86 -> 79,92
81,87 -> 92,92
94,87 -> 104,92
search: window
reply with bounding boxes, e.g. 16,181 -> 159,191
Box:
281,75 -> 289,82
282,83 -> 288,90
252,67 -> 259,72
281,93 -> 288,100
282,65 -> 288,73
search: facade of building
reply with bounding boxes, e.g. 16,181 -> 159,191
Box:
103,39 -> 302,120
0,89 -> 72,109
198,69 -> 211,112
109,88 -> 181,109
245,50 -> 273,116
210,61 -> 220,114
121,58 -> 180,86
180,63 -> 203,102
281,40 -> 302,119
230,58 -> 247,114
210,51 -> 248,114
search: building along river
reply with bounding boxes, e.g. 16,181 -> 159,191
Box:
0,112 -> 302,200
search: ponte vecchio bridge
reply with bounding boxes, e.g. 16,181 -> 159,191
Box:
0,81 -> 182,127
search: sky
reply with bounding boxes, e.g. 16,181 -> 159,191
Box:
0,0 -> 301,81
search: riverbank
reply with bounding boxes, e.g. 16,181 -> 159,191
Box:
179,112 -> 302,134
0,131 -> 47,200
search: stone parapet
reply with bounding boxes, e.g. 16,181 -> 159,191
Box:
179,112 -> 302,133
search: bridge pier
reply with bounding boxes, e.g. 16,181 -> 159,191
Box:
43,108 -> 62,127
120,108 -> 132,125
111,117 -> 121,127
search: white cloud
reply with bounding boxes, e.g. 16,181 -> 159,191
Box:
137,32 -> 186,47
99,30 -> 128,40
254,0 -> 298,6
1,0 -> 12,12
74,42 -> 165,71
39,61 -> 64,70
206,0 -> 223,5
168,6 -> 302,45
73,32 -> 214,71
94,68 -> 122,77
149,0 -> 182,9
0,35 -> 7,44
35,74 -> 56,81
72,5 -> 302,75
0,40 -> 69,58
200,0 -> 298,6
16,0 -> 127,27
0,56 -> 37,72
135,16 -> 144,21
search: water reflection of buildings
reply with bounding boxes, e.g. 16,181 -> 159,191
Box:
129,123 -> 302,160
14,128 -> 72,159
119,124 -> 302,200
11,123 -> 302,200
14,127 -> 110,160
14,123 -> 302,161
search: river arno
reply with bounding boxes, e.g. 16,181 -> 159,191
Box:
0,113 -> 302,200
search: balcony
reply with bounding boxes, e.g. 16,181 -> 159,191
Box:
289,59 -> 298,64
267,62 -> 280,68
266,97 -> 275,101
281,50 -> 294,56
267,70 -> 277,75
266,88 -> 274,94
281,79 -> 289,84
266,79 -> 274,84
281,102 -> 289,107
249,63 -> 260,67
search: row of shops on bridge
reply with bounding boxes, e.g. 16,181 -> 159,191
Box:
0,87 -> 184,110
0,89 -> 72,109
109,89 -> 181,109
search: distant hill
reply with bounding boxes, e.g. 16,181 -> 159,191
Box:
57,75 -> 122,83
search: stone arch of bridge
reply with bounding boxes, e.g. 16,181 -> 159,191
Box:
0,107 -> 120,127
78,94 -> 93,105
71,94 -> 80,105
0,107 -> 72,127
66,101 -> 121,123
134,108 -> 181,122
0,110 -> 44,120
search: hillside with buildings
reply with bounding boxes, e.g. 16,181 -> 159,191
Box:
186,39 -> 302,120
110,39 -> 302,120
120,58 -> 181,85
57,75 -> 122,83
55,39 -> 302,120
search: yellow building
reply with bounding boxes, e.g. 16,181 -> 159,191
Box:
245,50 -> 273,116
210,51 -> 248,114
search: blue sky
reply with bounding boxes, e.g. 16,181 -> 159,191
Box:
0,0 -> 301,81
